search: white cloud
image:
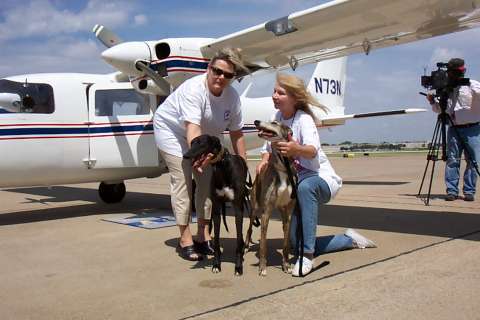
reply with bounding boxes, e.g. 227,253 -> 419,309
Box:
0,37 -> 113,77
429,47 -> 464,65
63,39 -> 101,59
134,14 -> 148,26
0,0 -> 133,42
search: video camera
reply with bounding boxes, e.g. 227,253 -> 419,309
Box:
421,62 -> 470,92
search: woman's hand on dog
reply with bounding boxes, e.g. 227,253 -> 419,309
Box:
256,153 -> 270,175
275,138 -> 317,160
256,160 -> 268,175
275,139 -> 300,158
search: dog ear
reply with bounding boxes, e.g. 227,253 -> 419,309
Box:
210,136 -> 222,153
183,135 -> 207,159
183,148 -> 196,159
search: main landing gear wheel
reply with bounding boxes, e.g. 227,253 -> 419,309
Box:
98,182 -> 126,203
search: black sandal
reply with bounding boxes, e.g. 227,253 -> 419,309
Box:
193,240 -> 215,256
176,244 -> 203,261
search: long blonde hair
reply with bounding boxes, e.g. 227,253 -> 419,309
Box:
276,73 -> 328,124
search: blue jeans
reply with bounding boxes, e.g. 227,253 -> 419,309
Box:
445,124 -> 480,196
290,175 -> 353,256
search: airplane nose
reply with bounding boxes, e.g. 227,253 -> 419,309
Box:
101,42 -> 151,76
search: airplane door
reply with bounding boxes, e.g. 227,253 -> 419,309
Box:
87,83 -> 159,169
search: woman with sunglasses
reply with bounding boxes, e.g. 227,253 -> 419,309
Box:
257,73 -> 377,276
154,48 -> 249,261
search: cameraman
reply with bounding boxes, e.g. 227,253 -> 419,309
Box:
427,58 -> 480,201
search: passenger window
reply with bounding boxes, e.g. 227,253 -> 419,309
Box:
0,79 -> 54,114
95,89 -> 150,116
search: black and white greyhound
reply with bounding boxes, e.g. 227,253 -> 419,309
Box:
184,134 -> 250,276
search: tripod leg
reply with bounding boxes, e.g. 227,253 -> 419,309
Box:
426,157 -> 437,206
418,118 -> 442,201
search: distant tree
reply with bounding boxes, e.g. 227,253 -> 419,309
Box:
340,141 -> 352,145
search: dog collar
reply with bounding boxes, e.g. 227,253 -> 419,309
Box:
209,148 -> 225,164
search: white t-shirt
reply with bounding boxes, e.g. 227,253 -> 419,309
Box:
154,74 -> 243,157
262,110 -> 342,198
431,79 -> 480,125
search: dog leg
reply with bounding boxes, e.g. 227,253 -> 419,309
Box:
280,201 -> 295,274
244,207 -> 257,253
211,203 -> 222,273
259,205 -> 273,276
234,205 -> 244,276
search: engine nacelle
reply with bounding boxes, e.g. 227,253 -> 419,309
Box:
146,38 -> 213,88
102,38 -> 214,90
131,78 -> 169,96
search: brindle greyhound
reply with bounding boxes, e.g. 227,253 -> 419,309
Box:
184,134 -> 249,276
245,120 -> 297,276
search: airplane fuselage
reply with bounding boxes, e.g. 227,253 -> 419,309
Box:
0,73 -> 273,188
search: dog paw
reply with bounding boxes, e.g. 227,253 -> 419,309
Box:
259,269 -> 267,277
282,264 -> 292,274
212,266 -> 221,273
234,265 -> 243,276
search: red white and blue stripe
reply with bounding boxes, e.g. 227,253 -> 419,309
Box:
0,122 -> 259,140
151,56 -> 210,74
0,121 -> 154,140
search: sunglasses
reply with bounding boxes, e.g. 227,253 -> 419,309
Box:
210,66 -> 235,79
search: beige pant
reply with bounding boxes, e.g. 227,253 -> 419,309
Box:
159,150 -> 212,225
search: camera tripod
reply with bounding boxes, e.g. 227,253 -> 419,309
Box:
418,91 -> 480,205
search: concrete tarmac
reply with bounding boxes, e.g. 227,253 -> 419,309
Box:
0,154 -> 479,320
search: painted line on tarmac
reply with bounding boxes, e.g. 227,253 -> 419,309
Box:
180,228 -> 480,320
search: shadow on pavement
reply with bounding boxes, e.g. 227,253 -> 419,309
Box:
343,180 -> 409,185
1,186 -> 479,242
322,204 -> 480,241
0,186 -> 171,225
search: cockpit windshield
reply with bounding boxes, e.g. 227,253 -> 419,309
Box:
0,79 -> 54,114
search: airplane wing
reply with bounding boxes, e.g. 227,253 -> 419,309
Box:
318,108 -> 426,126
202,0 -> 480,69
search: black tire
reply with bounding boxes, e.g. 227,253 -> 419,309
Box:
98,182 -> 126,203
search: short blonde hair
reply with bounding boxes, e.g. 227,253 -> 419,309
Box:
210,48 -> 249,76
276,73 -> 328,124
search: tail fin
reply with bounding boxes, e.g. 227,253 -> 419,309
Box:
307,57 -> 347,117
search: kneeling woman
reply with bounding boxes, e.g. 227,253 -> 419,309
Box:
256,73 -> 376,277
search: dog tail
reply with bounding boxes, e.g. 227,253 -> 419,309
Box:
244,172 -> 260,228
222,202 -> 229,232
243,194 -> 260,228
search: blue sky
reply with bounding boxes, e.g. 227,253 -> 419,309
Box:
1,0 -> 479,143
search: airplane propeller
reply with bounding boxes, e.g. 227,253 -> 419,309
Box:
93,25 -> 171,95
93,24 -> 122,48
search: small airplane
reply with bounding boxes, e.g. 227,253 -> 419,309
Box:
1,0 -> 479,203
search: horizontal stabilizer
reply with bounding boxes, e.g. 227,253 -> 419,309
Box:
319,108 -> 426,127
